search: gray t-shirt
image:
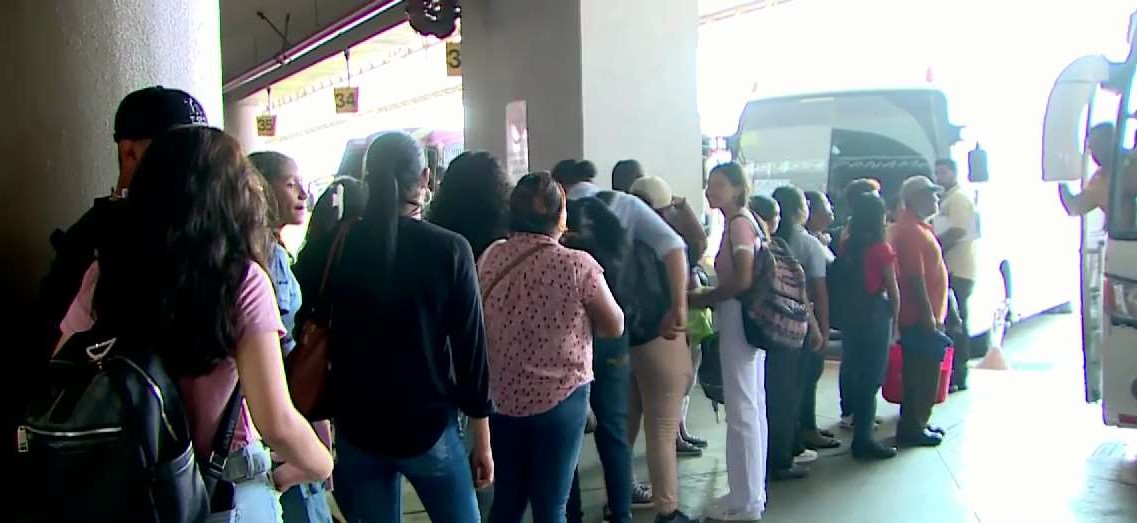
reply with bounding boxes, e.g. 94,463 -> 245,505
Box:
782,225 -> 833,279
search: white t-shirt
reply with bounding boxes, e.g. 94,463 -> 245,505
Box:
937,185 -> 978,280
784,225 -> 832,280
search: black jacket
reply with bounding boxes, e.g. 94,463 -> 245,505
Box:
37,197 -> 124,348
294,217 -> 492,457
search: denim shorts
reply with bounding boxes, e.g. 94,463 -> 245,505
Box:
208,442 -> 283,523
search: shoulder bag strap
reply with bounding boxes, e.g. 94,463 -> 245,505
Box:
314,219 -> 358,303
482,243 -> 554,300
202,383 -> 243,488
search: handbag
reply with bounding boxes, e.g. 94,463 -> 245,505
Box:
285,220 -> 355,420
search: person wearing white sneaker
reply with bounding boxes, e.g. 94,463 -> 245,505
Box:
690,163 -> 768,520
705,495 -> 763,522
793,449 -> 818,465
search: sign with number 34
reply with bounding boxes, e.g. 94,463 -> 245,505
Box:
334,87 -> 360,114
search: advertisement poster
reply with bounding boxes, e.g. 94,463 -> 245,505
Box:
506,100 -> 530,179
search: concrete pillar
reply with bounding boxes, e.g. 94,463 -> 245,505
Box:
461,0 -> 702,206
224,96 -> 266,153
0,0 -> 223,311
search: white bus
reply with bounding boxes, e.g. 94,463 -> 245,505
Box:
1043,10 -> 1137,427
730,87 -> 1080,355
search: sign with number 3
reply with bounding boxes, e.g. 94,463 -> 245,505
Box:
256,114 -> 276,137
446,42 -> 462,77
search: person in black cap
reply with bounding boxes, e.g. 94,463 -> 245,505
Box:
112,86 -> 209,197
36,86 -> 208,349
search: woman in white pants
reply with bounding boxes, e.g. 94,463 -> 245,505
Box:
689,162 -> 767,521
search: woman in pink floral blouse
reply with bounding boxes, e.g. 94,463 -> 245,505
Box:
478,172 -> 624,523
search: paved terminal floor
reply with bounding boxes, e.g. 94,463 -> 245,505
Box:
388,312 -> 1137,523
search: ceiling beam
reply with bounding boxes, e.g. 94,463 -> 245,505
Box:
224,0 -> 405,103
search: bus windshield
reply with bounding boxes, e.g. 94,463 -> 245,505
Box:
734,90 -> 961,203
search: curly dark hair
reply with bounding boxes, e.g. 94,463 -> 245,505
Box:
94,127 -> 273,376
427,151 -> 512,258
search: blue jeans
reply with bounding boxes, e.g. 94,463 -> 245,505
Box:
842,299 -> 892,445
567,335 -> 633,523
280,481 -> 332,523
489,385 -> 591,523
333,420 -> 480,523
458,414 -> 495,522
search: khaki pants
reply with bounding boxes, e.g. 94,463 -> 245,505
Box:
628,335 -> 693,514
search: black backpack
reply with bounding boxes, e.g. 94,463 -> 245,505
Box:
594,191 -> 671,346
17,325 -> 242,523
827,245 -> 883,331
697,333 -> 725,417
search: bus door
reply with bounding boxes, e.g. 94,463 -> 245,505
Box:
1102,22 -> 1137,427
1043,53 -> 1117,403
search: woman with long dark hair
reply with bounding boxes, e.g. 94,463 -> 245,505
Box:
59,127 -> 334,520
771,186 -> 839,453
302,177 -> 368,249
837,192 -> 900,459
480,172 -> 623,523
689,162 -> 766,521
248,151 -> 336,523
427,151 -> 513,259
298,131 -> 493,523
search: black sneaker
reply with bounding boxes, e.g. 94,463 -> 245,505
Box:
896,429 -> 944,448
851,441 -> 898,460
682,433 -> 709,449
676,437 -> 703,457
602,505 -> 632,523
656,510 -> 699,523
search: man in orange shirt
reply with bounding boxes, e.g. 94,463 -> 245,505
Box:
890,176 -> 953,447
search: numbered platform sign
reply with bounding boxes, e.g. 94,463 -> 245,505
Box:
446,42 -> 462,77
256,114 -> 277,137
334,86 -> 360,114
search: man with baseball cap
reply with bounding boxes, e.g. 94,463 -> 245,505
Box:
889,174 -> 953,448
37,86 -> 208,347
629,175 -> 710,457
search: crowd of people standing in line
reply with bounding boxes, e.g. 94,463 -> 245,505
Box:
24,85 -> 977,523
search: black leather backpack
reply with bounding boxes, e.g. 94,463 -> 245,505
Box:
17,324 -> 242,523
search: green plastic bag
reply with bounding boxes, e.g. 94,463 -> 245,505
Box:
688,307 -> 714,346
